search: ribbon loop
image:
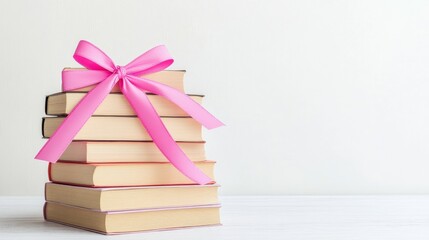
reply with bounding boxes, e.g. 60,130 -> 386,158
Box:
35,40 -> 223,185
125,45 -> 174,76
73,40 -> 116,72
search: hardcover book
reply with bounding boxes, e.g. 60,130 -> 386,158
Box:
60,141 -> 206,163
45,182 -> 219,211
44,202 -> 220,234
46,92 -> 203,116
64,68 -> 186,93
43,117 -> 202,141
49,161 -> 215,187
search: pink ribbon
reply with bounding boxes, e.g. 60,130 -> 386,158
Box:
35,40 -> 223,185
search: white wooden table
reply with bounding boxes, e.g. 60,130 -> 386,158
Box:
1,196 -> 429,239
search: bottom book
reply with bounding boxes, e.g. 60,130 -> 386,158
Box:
44,202 -> 221,234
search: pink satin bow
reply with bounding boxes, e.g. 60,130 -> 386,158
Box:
35,40 -> 223,185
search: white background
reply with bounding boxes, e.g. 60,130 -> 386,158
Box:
1,0 -> 429,195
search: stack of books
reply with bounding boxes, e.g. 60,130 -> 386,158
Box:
42,70 -> 221,234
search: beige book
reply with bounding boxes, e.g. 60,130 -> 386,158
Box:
60,141 -> 206,163
44,202 -> 220,234
45,182 -> 219,211
42,116 -> 202,141
46,92 -> 203,116
49,161 -> 215,187
64,69 -> 186,92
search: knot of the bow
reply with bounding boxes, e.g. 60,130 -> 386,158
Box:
114,65 -> 127,79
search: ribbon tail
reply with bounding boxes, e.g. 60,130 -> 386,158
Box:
127,75 -> 224,129
120,79 -> 213,185
35,75 -> 118,162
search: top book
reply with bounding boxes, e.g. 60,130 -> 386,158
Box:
63,68 -> 186,93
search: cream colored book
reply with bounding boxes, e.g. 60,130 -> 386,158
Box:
49,161 -> 215,187
46,92 -> 203,116
64,68 -> 186,92
42,116 -> 202,141
60,141 -> 206,163
44,202 -> 220,234
45,182 -> 219,211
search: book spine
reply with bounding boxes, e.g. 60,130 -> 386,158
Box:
41,118 -> 46,138
43,202 -> 47,221
47,163 -> 52,182
44,95 -> 49,115
44,182 -> 48,201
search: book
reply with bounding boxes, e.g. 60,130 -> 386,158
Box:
43,116 -> 202,141
46,92 -> 203,116
45,182 -> 219,211
49,161 -> 215,187
64,69 -> 186,93
60,141 -> 206,163
44,202 -> 220,234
